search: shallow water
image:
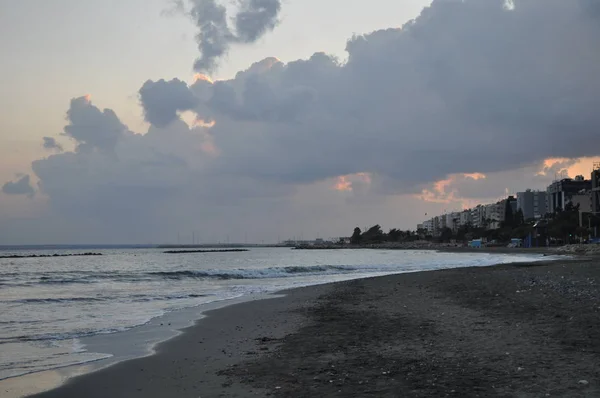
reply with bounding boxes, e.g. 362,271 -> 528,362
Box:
0,247 -> 553,380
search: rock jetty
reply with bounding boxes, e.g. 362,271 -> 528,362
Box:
163,249 -> 249,254
0,252 -> 103,259
554,244 -> 600,255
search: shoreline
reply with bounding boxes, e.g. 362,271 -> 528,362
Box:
0,252 -> 583,398
293,243 -> 560,253
0,292 -> 276,397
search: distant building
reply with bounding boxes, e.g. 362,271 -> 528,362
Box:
517,190 -> 548,220
547,176 -> 592,213
439,215 -> 447,230
422,219 -> 434,235
593,169 -> 600,216
460,210 -> 472,227
445,212 -> 461,232
485,201 -> 505,230
471,205 -> 485,228
570,193 -> 592,212
507,196 -> 518,215
432,216 -> 441,236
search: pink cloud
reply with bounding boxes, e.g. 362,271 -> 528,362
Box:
332,173 -> 372,192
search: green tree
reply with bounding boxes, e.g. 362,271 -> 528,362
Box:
350,227 -> 362,245
387,228 -> 403,242
362,225 -> 385,243
514,209 -> 525,226
503,198 -> 515,228
546,203 -> 580,243
440,227 -> 453,243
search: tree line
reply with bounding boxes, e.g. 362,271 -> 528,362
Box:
349,200 -> 599,246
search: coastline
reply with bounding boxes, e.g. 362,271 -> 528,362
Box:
293,242 -> 558,254
22,283 -> 326,398
1,248 -> 554,395
11,254 -> 599,397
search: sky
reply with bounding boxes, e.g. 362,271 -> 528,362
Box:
1,0 -> 599,245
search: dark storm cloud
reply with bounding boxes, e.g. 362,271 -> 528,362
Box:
189,0 -> 600,189
42,137 -> 63,152
139,79 -> 199,127
187,0 -> 281,72
2,175 -> 35,198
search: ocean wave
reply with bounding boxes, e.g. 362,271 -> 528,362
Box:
7,256 -> 546,286
149,265 -> 357,280
5,265 -> 362,286
129,293 -> 212,302
0,327 -> 129,345
15,297 -> 107,304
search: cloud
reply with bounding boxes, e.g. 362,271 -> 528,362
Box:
139,79 -> 199,127
42,137 -> 63,152
417,158 -> 584,210
2,175 -> 35,198
234,0 -> 281,43
186,0 -> 282,73
6,0 -> 600,244
64,96 -> 127,152
333,173 -> 372,193
187,0 -> 600,190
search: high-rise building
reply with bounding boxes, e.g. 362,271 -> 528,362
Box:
593,168 -> 600,216
470,205 -> 485,228
460,210 -> 471,227
546,176 -> 591,214
517,190 -> 548,220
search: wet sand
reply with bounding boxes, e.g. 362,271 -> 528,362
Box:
28,258 -> 600,397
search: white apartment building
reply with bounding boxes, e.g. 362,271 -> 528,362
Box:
471,205 -> 485,228
445,212 -> 461,231
460,210 -> 472,227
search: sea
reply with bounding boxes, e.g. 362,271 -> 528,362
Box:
0,246 -> 554,382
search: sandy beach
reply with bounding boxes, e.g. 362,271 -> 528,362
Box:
26,256 -> 600,397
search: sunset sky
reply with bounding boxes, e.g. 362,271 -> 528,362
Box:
1,0 -> 599,244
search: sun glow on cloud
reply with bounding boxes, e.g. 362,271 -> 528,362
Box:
194,119 -> 216,128
333,173 -> 371,192
334,176 -> 352,192
537,157 -> 600,178
419,177 -> 456,204
543,158 -> 571,169
193,73 -> 214,84
463,173 -> 486,181
418,173 -> 487,208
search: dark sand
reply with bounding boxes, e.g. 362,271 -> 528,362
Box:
29,258 -> 600,397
